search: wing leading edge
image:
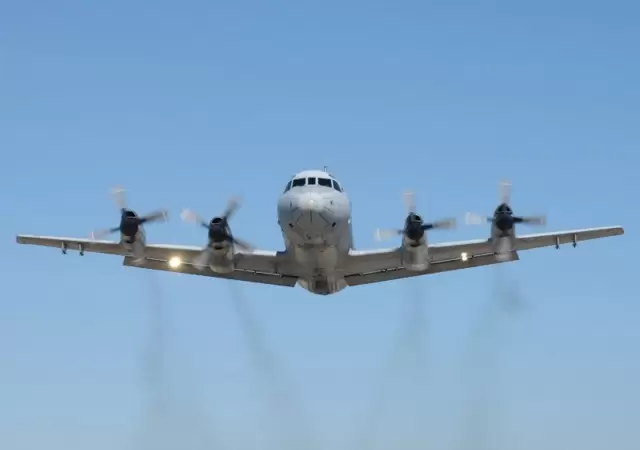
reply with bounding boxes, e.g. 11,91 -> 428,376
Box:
344,225 -> 624,286
15,235 -> 298,288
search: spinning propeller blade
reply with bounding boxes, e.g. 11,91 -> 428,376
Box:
374,228 -> 403,242
515,216 -> 546,226
466,180 -> 547,229
403,191 -> 417,215
111,186 -> 128,210
499,179 -> 512,205
466,180 -> 547,258
89,187 -> 168,241
180,209 -> 209,228
423,218 -> 456,230
374,191 -> 456,242
222,196 -> 242,221
90,227 -> 121,240
181,196 -> 255,270
139,210 -> 169,224
465,212 -> 491,225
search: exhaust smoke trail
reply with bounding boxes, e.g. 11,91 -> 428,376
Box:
136,272 -> 170,450
456,298 -> 503,450
134,273 -> 219,450
352,279 -> 431,450
456,265 -> 525,450
226,282 -> 319,450
493,264 -> 527,316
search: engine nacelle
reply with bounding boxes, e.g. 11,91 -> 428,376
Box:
120,210 -> 141,240
120,229 -> 144,246
208,245 -> 235,274
401,237 -> 430,271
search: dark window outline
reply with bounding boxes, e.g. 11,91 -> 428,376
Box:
292,178 -> 306,187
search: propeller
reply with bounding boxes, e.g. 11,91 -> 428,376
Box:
90,187 -> 168,240
374,191 -> 456,242
465,180 -> 546,230
181,196 -> 254,270
466,180 -> 546,261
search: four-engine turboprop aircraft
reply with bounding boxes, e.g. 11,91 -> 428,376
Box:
15,169 -> 624,295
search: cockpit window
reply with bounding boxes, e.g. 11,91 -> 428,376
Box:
292,178 -> 306,187
287,176 -> 342,191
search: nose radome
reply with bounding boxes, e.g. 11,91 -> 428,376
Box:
292,191 -> 324,212
291,192 -> 334,239
303,192 -> 324,212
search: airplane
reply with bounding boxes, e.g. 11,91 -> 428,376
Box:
16,168 -> 624,295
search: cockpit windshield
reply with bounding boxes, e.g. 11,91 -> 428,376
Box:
292,178 -> 306,187
284,175 -> 344,193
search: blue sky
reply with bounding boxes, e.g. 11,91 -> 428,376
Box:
1,1 -> 638,449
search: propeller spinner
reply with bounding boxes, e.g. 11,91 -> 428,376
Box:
375,191 -> 456,242
90,187 -> 168,241
465,180 -> 546,233
181,196 -> 254,270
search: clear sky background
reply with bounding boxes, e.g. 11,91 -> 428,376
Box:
1,1 -> 638,449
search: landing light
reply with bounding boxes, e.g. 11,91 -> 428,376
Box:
461,252 -> 469,262
168,256 -> 182,268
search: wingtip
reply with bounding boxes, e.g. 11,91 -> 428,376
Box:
605,225 -> 625,235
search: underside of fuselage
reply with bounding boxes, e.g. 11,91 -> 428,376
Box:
297,276 -> 349,295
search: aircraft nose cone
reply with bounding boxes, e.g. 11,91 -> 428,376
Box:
291,192 -> 324,212
304,193 -> 324,213
291,192 -> 333,242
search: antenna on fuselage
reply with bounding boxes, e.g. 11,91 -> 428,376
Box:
323,166 -> 328,173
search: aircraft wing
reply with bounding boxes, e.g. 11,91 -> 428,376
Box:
15,235 -> 299,288
16,235 -> 126,255
344,226 -> 624,287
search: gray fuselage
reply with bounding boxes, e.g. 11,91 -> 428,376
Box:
276,170 -> 353,295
